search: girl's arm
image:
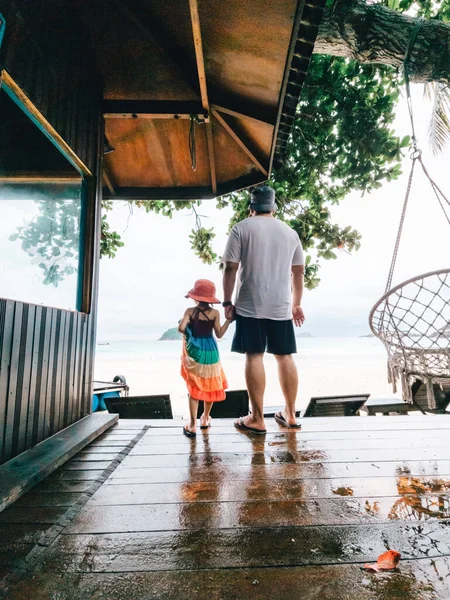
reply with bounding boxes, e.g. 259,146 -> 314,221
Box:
178,309 -> 192,334
213,311 -> 231,339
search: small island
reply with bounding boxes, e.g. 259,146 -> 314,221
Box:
295,332 -> 313,338
159,327 -> 183,341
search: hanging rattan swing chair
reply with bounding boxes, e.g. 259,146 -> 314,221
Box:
369,22 -> 450,411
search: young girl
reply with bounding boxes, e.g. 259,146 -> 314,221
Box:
178,279 -> 231,437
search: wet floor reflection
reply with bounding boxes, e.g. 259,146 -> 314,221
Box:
232,430 -> 326,562
332,486 -> 354,497
175,434 -> 227,568
387,468 -> 450,521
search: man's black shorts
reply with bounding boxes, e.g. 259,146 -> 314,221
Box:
231,314 -> 297,355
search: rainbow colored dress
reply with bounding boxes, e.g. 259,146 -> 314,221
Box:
181,308 -> 228,402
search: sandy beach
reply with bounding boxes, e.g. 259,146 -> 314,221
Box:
94,335 -> 400,418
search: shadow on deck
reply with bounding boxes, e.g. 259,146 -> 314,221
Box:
2,416 -> 450,599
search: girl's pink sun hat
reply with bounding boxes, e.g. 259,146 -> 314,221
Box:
185,279 -> 220,304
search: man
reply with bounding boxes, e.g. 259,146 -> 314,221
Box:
222,185 -> 305,434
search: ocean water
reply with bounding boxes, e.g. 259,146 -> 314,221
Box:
94,336 -> 400,418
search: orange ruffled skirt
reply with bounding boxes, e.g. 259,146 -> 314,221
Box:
181,326 -> 228,402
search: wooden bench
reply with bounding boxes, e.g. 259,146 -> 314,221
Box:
361,382 -> 450,415
360,397 -> 412,416
303,394 -> 370,417
105,395 -> 173,419
198,390 -> 250,418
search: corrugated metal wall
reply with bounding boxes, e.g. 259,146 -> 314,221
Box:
0,301 -> 95,463
0,2 -> 102,464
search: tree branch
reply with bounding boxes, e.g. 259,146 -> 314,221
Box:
316,0 -> 450,84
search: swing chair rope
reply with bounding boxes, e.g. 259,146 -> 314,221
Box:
385,18 -> 450,292
418,157 -> 450,223
385,159 -> 417,293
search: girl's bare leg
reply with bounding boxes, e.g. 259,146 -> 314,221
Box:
200,401 -> 213,427
186,395 -> 199,433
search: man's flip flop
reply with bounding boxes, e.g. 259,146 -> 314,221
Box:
275,411 -> 302,429
234,418 -> 267,435
183,426 -> 196,438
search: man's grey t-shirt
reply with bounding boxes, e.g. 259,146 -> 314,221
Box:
222,216 -> 304,321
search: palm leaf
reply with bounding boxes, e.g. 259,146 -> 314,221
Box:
425,82 -> 450,155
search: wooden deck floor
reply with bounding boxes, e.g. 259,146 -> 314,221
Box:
2,415 -> 450,599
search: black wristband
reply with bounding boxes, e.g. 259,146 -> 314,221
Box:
222,301 -> 232,307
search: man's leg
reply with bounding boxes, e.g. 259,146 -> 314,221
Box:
274,354 -> 298,425
231,315 -> 267,431
242,353 -> 266,430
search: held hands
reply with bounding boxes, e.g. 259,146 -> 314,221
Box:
224,304 -> 236,322
292,305 -> 305,327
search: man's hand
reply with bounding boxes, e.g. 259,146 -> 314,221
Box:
225,304 -> 236,321
292,305 -> 305,327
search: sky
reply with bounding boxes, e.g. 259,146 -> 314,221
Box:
1,84 -> 449,338
94,83 -> 450,339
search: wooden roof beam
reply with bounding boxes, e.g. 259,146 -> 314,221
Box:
103,99 -> 274,127
212,109 -> 268,176
102,172 -> 267,201
102,166 -> 116,196
103,186 -> 216,201
211,103 -> 275,127
0,172 -> 81,184
188,0 -> 216,195
103,100 -> 208,121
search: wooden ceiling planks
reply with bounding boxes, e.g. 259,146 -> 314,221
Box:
24,0 -> 325,198
199,0 -> 298,112
211,119 -> 261,185
104,118 -> 210,189
212,110 -> 268,177
81,0 -> 199,102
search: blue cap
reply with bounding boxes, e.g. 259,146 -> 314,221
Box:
250,185 -> 276,212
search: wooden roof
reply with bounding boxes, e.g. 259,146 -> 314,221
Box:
3,0 -> 325,199
86,0 -> 325,199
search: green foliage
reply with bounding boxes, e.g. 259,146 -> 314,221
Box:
424,82 -> 450,154
10,199 -> 81,287
379,0 -> 450,21
100,213 -> 124,259
189,226 -> 217,264
290,56 -> 406,200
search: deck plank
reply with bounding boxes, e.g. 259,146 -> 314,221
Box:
91,476 -> 450,504
39,520 -> 450,572
108,460 -> 450,482
63,495 -> 450,534
115,447 -> 450,469
129,436 -> 450,454
6,557 -> 450,599
138,416 -> 450,434
135,428 -> 450,444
